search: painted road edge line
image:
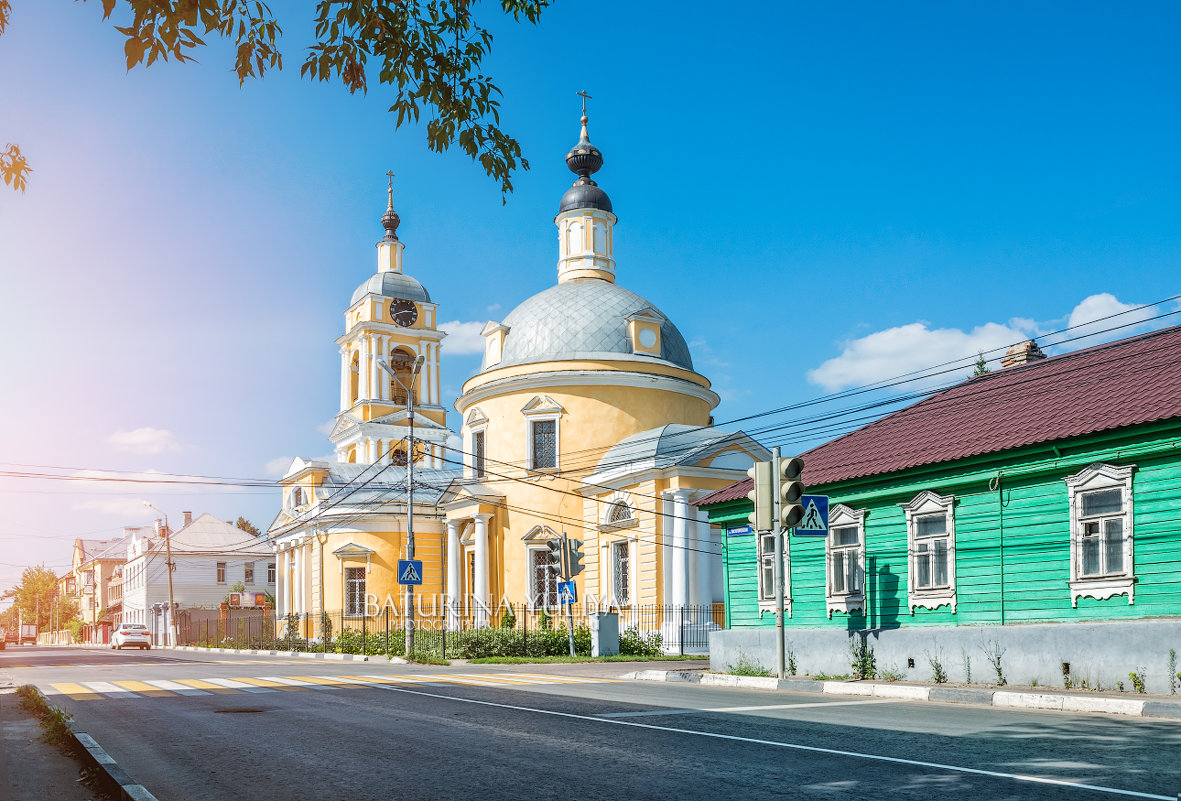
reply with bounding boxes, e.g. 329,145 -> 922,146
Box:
25,686 -> 159,801
622,671 -> 1181,720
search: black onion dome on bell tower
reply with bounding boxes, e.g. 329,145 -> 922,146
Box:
559,111 -> 613,214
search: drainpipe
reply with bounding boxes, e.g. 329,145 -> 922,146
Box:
990,471 -> 1006,626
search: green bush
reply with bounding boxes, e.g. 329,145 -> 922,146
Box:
619,626 -> 663,657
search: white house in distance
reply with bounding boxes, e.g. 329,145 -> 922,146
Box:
122,512 -> 275,643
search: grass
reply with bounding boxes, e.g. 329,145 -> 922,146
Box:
404,655 -> 450,666
17,685 -> 78,753
468,654 -> 706,664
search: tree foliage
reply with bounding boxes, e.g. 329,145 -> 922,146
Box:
1,565 -> 80,630
972,351 -> 991,376
235,516 -> 261,537
1,0 -> 549,197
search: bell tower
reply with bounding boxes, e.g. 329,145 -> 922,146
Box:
555,92 -> 617,284
329,174 -> 453,467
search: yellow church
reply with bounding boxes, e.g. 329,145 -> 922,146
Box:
268,107 -> 768,641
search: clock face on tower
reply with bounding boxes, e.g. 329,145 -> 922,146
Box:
389,298 -> 419,327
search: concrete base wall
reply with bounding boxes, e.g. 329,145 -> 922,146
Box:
710,618 -> 1181,694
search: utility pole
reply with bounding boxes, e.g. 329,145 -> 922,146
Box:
562,532 -> 575,657
379,353 -> 425,659
772,447 -> 785,679
144,502 -> 177,646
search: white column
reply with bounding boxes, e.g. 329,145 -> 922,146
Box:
339,349 -> 350,411
377,336 -> 387,401
693,509 -> 713,607
446,520 -> 461,629
278,547 -> 289,616
294,543 -> 304,615
370,335 -> 381,401
473,513 -> 491,627
671,490 -> 691,608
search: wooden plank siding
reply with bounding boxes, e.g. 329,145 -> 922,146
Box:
710,421 -> 1181,631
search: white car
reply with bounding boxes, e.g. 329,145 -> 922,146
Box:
110,623 -> 152,650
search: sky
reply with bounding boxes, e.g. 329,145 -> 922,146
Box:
2,1 -> 1180,599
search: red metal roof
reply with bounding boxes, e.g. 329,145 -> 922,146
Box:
697,325 -> 1181,505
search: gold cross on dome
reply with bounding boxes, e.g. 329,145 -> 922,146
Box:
385,170 -> 395,189
576,90 -> 592,116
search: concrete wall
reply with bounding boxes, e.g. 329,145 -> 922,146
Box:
711,618 -> 1181,694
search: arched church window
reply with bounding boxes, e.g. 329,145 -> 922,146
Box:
390,446 -> 409,466
388,348 -> 419,407
607,502 -> 634,525
349,351 -> 360,406
291,487 -> 304,508
566,220 -> 582,255
593,221 -> 606,252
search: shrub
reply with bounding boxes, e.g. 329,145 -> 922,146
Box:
1129,668 -> 1147,694
850,638 -> 876,680
728,651 -> 772,677
619,626 -> 662,657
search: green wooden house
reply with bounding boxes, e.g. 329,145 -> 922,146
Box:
699,328 -> 1181,692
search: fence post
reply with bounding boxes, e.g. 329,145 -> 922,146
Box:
384,606 -> 389,656
680,605 -> 686,657
362,606 -> 367,656
522,603 -> 527,658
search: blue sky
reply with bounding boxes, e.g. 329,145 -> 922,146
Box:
2,1 -> 1179,595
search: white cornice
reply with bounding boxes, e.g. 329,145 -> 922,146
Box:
456,369 -> 719,414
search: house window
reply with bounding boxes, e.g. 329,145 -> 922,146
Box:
901,491 -> 957,613
244,562 -> 255,584
1066,463 -> 1136,606
530,419 -> 557,469
611,540 -> 631,606
345,567 -> 366,616
267,563 -> 276,583
472,430 -> 486,478
756,532 -> 787,605
530,546 -> 560,607
216,562 -> 227,584
831,528 -> 860,593
826,505 -> 867,616
608,502 -> 633,525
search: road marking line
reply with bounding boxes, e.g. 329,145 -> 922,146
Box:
203,678 -> 275,693
365,684 -> 1174,801
143,680 -> 211,696
256,676 -> 316,687
172,678 -> 242,694
111,680 -> 175,697
597,699 -> 895,718
80,681 -> 141,699
233,677 -> 301,690
507,673 -> 616,684
462,674 -> 555,685
281,676 -> 353,688
46,683 -> 103,701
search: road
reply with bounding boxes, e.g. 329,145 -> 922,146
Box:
3,645 -> 1180,801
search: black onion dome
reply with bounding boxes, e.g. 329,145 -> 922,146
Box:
559,113 -> 612,214
381,204 -> 400,241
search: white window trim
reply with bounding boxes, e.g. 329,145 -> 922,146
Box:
522,397 -> 563,471
756,531 -> 790,616
900,491 -> 957,614
1065,462 -> 1136,607
525,543 -> 561,610
604,536 -> 635,609
600,493 -> 638,532
465,408 -> 488,480
825,504 -> 867,618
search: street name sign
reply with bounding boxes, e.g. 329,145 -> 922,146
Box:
727,524 -> 753,537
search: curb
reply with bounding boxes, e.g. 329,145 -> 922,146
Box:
624,671 -> 1181,720
26,686 -> 159,801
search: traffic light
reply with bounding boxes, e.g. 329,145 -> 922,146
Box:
779,456 -> 805,528
546,539 -> 566,578
747,460 -> 773,531
566,538 -> 585,577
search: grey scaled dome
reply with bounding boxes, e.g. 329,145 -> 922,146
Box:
350,272 -> 431,306
488,280 -> 693,371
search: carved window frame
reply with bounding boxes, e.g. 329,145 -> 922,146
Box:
1065,463 -> 1136,607
901,491 -> 957,614
825,504 -> 867,617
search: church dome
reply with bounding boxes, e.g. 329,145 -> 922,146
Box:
488,279 -> 693,371
350,271 -> 431,306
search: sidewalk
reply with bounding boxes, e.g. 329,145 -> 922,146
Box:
626,669 -> 1181,720
0,688 -> 98,801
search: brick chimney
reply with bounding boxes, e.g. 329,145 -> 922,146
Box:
1001,339 -> 1047,368
182,510 -> 193,527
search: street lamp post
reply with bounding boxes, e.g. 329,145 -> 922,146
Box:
378,353 -> 425,659
143,502 -> 178,647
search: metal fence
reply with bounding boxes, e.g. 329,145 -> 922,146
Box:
176,603 -> 724,658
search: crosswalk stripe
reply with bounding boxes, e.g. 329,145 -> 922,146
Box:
255,676 -> 316,687
47,683 -> 103,700
203,678 -> 275,693
144,679 -> 211,696
232,677 -> 300,690
172,678 -> 243,694
111,680 -> 173,697
281,675 -> 356,689
80,681 -> 140,698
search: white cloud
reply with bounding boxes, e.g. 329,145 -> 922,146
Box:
807,321 -> 1024,393
1061,293 -> 1159,347
438,320 -> 486,355
807,292 -> 1170,394
106,427 -> 180,455
264,456 -> 295,477
71,468 -> 246,519
76,497 -> 159,519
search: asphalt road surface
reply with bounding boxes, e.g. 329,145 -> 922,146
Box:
4,645 -> 1180,801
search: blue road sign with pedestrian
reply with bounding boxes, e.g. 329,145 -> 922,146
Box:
794,495 -> 829,537
558,580 -> 577,605
397,559 -> 424,585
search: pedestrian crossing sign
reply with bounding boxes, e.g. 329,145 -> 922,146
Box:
558,580 -> 577,605
397,559 -> 424,585
793,495 -> 829,537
